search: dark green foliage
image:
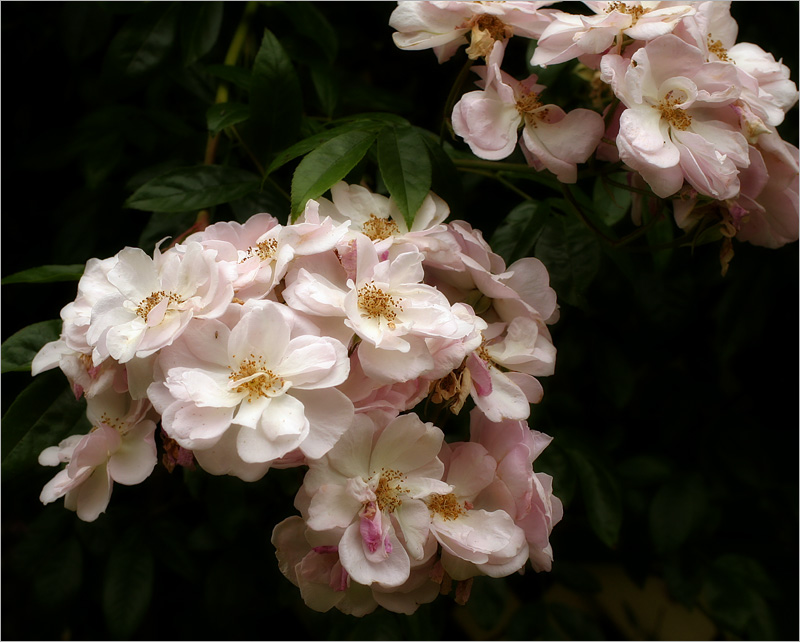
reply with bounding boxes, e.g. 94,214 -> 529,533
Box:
2,2 -> 797,641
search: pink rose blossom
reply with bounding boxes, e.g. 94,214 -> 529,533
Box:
86,241 -> 237,364
452,41 -> 604,183
302,413 -> 451,588
531,1 -> 695,68
601,34 -> 750,199
469,410 -> 563,572
147,300 -> 353,478
38,390 -> 157,521
390,0 -> 554,63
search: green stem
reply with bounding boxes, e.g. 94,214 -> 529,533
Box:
440,57 -> 475,142
458,167 -> 537,202
215,1 -> 259,104
454,158 -> 536,173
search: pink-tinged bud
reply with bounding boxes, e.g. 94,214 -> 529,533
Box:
312,545 -> 339,555
466,352 -> 493,397
455,578 -> 474,605
359,502 -> 383,554
329,560 -> 349,592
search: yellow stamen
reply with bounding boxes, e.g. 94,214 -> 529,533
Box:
606,2 -> 649,24
373,468 -> 407,513
426,493 -> 467,521
240,238 -> 279,263
361,214 -> 400,242
357,282 -> 402,330
136,291 -> 183,320
707,34 -> 731,62
229,354 -> 285,399
655,91 -> 692,130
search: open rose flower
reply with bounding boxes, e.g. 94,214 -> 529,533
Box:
390,0 -> 554,62
147,300 -> 353,479
272,515 -> 440,616
283,234 -> 478,384
532,1 -> 696,68
302,413 -> 451,588
452,41 -> 604,183
38,390 -> 157,521
86,241 -> 237,364
601,34 -> 750,199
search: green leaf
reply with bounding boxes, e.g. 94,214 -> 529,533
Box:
290,129 -> 377,219
266,120 -> 384,175
536,441 -> 577,508
206,102 -> 250,136
33,537 -> 84,606
205,64 -> 251,92
1,264 -> 85,285
2,371 -> 88,480
710,554 -> 778,599
490,201 -> 550,266
277,2 -> 338,64
567,448 -> 622,548
105,2 -> 179,77
137,211 -> 197,254
250,28 -> 303,159
548,602 -> 608,641
535,213 -> 602,308
1,320 -> 62,374
616,455 -> 673,487
649,474 -> 708,553
179,1 -> 223,66
417,130 -> 465,219
310,64 -> 339,118
103,529 -> 155,639
125,165 -> 262,212
331,112 -> 410,127
593,174 -> 632,227
61,2 -> 113,61
377,126 -> 432,230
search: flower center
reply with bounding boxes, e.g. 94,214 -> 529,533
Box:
357,282 -> 402,330
426,493 -> 468,521
241,238 -> 279,263
466,14 -> 509,59
361,214 -> 400,242
373,468 -> 407,513
229,354 -> 286,399
606,2 -> 648,24
476,340 -> 494,365
655,91 -> 692,130
516,91 -> 549,128
136,290 -> 183,320
472,14 -> 508,41
706,34 -> 731,62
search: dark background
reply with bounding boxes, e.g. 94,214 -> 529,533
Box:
2,2 -> 798,640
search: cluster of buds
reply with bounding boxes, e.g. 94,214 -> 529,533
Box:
33,181 -> 562,615
391,0 -> 799,255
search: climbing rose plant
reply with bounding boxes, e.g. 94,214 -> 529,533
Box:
3,0 -> 796,629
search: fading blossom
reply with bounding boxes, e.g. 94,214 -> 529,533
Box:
390,0 -> 554,63
452,41 -> 604,183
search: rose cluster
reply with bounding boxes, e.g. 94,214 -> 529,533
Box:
32,181 -> 562,615
390,0 -> 799,251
